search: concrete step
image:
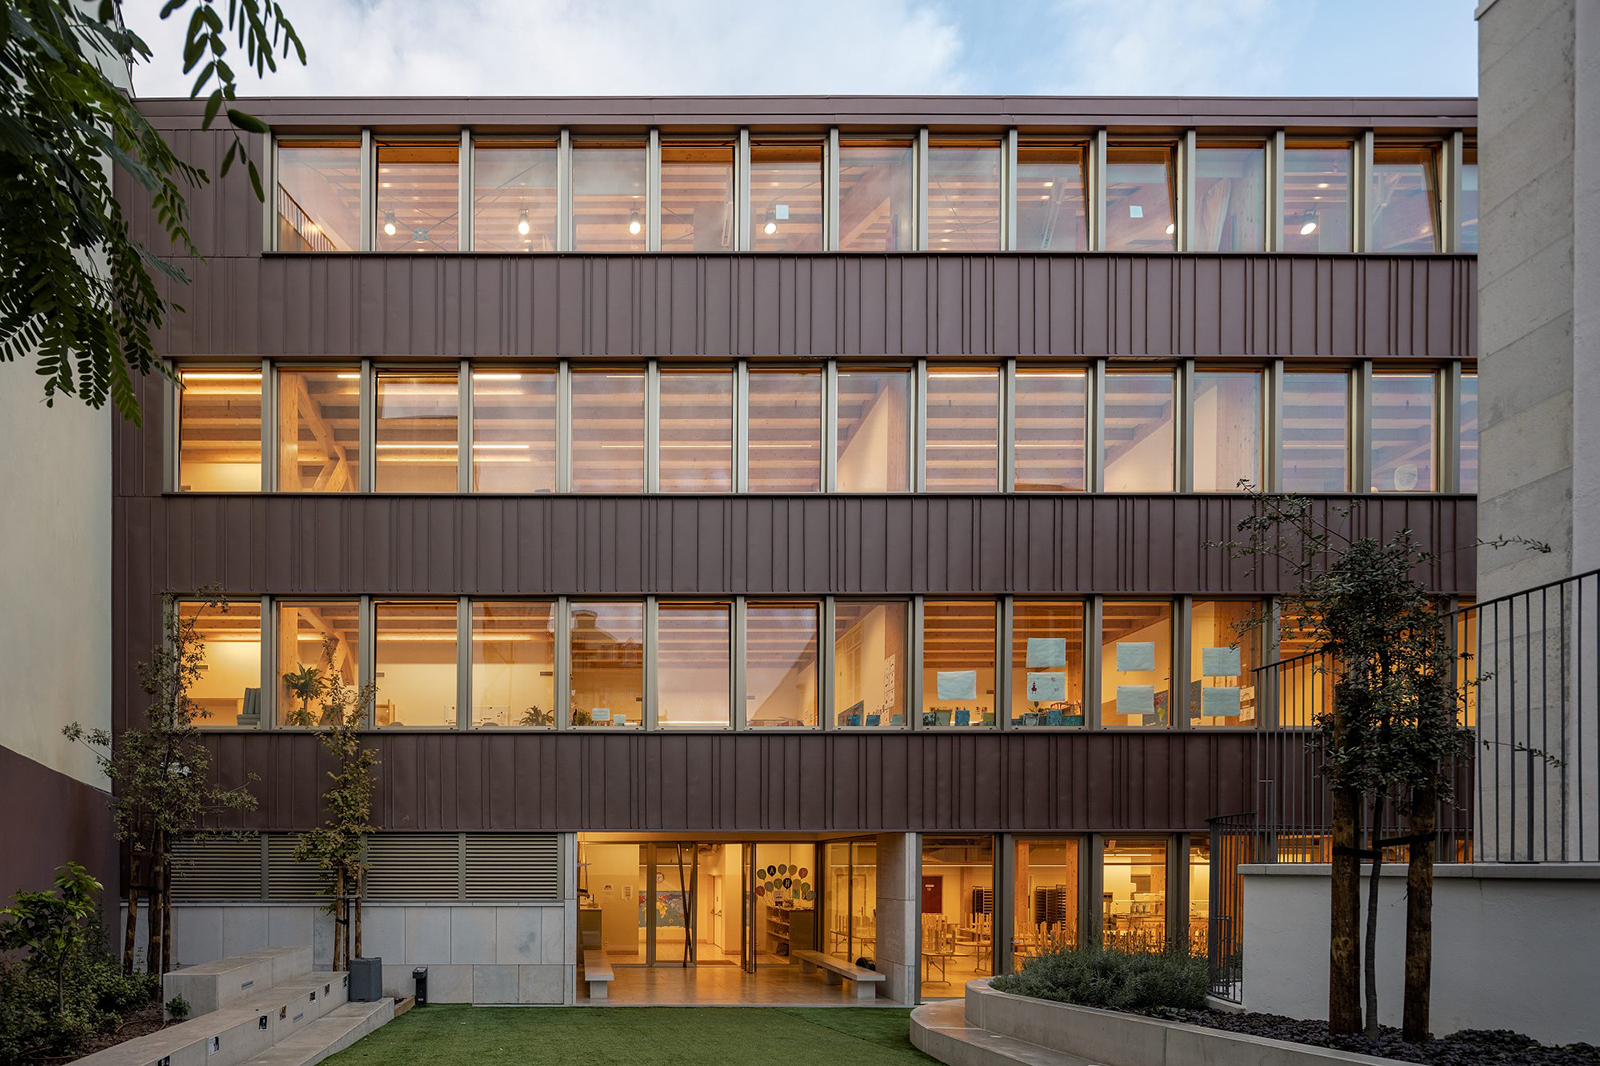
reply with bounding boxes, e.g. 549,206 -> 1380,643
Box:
165,945 -> 315,1017
911,1000 -> 1099,1066
242,999 -> 396,1066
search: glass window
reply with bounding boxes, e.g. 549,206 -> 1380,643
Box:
657,602 -> 731,728
570,368 -> 645,492
375,371 -> 458,493
472,138 -> 557,252
660,140 -> 734,252
183,600 -> 262,728
824,840 -> 879,964
1370,144 -> 1440,253
1013,369 -> 1088,491
921,600 -> 996,729
1010,601 -> 1085,727
747,369 -> 822,492
926,138 -> 1001,252
277,369 -> 361,492
276,601 -> 360,727
1016,142 -> 1088,252
1189,600 -> 1261,727
178,369 -> 262,492
751,142 -> 824,252
1371,372 -> 1437,492
1282,142 -> 1352,253
374,601 -> 458,729
570,600 -> 644,728
920,835 -> 995,998
1281,371 -> 1350,492
924,368 -> 1000,492
1101,838 -> 1168,951
276,139 -> 360,252
1100,601 -> 1173,728
376,140 -> 459,252
746,602 -> 820,728
1460,371 -> 1478,493
838,138 -> 914,252
1187,837 -> 1209,955
470,601 -> 556,728
1013,838 -> 1081,964
1102,370 -> 1175,492
1192,370 -> 1262,491
833,601 -> 908,728
1105,145 -> 1176,252
1460,145 -> 1479,253
472,368 -> 557,493
572,140 -> 647,252
1277,607 -> 1331,730
1193,144 -> 1265,252
1456,600 -> 1477,728
658,368 -> 733,492
836,368 -> 911,492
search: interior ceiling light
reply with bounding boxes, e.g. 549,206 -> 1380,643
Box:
1165,222 -> 1176,235
1299,214 -> 1318,236
762,206 -> 778,236
383,210 -> 397,237
517,209 -> 531,236
628,209 -> 642,236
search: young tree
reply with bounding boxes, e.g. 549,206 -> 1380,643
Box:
0,864 -> 103,1016
292,638 -> 379,971
65,592 -> 257,975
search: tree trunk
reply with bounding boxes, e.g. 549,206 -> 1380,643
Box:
1363,794 -> 1386,1039
148,834 -> 166,977
353,868 -> 363,960
332,870 -> 345,971
1329,785 -> 1363,1033
1403,782 -> 1438,1042
161,853 -> 173,977
123,855 -> 140,975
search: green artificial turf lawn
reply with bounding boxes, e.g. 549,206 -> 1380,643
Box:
323,1005 -> 939,1065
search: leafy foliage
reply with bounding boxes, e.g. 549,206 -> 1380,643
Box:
992,943 -> 1209,1012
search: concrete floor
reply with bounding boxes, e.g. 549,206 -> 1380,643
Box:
586,961 -> 908,1007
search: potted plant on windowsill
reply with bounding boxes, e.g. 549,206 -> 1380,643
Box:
519,705 -> 554,728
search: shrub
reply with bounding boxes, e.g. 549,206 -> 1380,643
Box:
992,943 -> 1209,1013
166,995 -> 191,1022
0,953 -> 158,1062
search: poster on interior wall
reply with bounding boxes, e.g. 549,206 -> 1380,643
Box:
883,655 -> 898,707
642,890 -> 687,928
1117,685 -> 1156,714
1026,637 -> 1067,668
1026,671 -> 1066,702
936,670 -> 978,700
1201,686 -> 1242,717
591,707 -> 612,722
1116,642 -> 1156,672
1200,646 -> 1242,677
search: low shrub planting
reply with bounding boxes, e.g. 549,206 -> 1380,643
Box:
991,942 -> 1209,1013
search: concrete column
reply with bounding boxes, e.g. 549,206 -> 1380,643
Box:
873,832 -> 919,1004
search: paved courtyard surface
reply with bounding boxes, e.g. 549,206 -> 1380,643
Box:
323,1004 -> 939,1065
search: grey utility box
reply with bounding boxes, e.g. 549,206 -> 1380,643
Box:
348,956 -> 382,1002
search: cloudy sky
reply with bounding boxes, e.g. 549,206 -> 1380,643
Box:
122,0 -> 1478,100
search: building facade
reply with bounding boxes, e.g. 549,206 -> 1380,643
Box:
111,95 -> 1480,1004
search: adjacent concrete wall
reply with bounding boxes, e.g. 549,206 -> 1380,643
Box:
1240,863 -> 1600,1045
874,833 -> 919,1004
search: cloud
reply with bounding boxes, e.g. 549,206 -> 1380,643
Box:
122,0 -> 970,98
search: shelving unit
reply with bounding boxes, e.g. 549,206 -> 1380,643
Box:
764,902 -> 815,958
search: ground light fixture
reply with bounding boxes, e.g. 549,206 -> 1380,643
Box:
628,209 -> 642,236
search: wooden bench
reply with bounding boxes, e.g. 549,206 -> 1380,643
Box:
793,949 -> 886,1000
582,949 -> 615,1001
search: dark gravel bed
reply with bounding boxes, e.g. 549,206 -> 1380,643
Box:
1148,1007 -> 1600,1066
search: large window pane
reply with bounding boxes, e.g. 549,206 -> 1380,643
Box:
1101,601 -> 1173,728
1102,838 -> 1167,951
657,602 -> 732,728
1460,145 -> 1479,253
570,601 -> 644,728
276,601 -> 360,727
471,601 -> 555,728
1013,369 -> 1088,491
276,139 -> 360,252
1103,370 -> 1175,492
1013,838 -> 1081,963
572,140 -> 647,252
927,138 -> 1001,252
1371,372 -> 1437,492
375,601 -> 458,729
183,600 -> 262,728
1282,143 -> 1352,253
1189,600 -> 1261,727
925,368 -> 999,492
838,139 -> 913,251
277,369 -> 360,492
1188,837 -> 1210,955
1370,144 -> 1440,253
178,369 -> 261,492
751,143 -> 824,251
746,602 -> 820,728
1010,601 -> 1085,727
1460,371 -> 1478,493
1193,145 -> 1265,252
747,369 -> 822,492
920,835 -> 995,998
659,369 -> 732,492
1105,145 -> 1176,252
1281,371 -> 1350,492
833,601 -> 907,728
375,371 -> 458,492
570,369 -> 644,492
1016,142 -> 1088,252
472,139 -> 557,252
376,140 -> 459,252
921,600 -> 996,729
661,140 -> 734,252
472,368 -> 557,493
836,368 -> 911,492
1192,370 -> 1262,491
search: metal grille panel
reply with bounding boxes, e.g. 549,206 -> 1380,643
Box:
364,834 -> 461,900
465,834 -> 560,900
171,836 -> 263,901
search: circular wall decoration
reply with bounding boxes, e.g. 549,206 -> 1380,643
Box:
778,863 -> 788,875
755,885 -> 765,897
767,864 -> 777,876
783,877 -> 793,888
798,868 -> 808,878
